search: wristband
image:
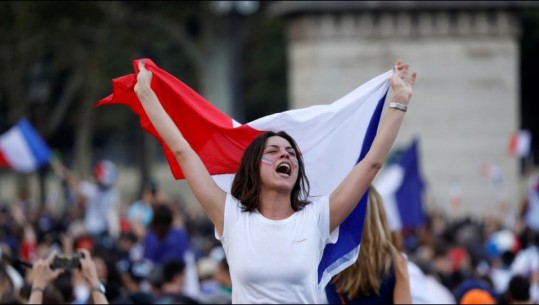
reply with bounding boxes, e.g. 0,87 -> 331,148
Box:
389,102 -> 408,112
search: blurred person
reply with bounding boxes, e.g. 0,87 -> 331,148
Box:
142,203 -> 191,266
454,278 -> 497,305
391,227 -> 444,304
497,275 -> 533,304
0,265 -> 16,302
53,159 -> 121,243
134,56 -> 416,303
324,186 -> 411,304
152,259 -> 199,304
27,249 -> 108,304
459,288 -> 495,304
488,250 -> 516,295
126,178 -> 162,238
142,203 -> 200,300
510,230 -> 539,302
414,260 -> 456,304
520,172 -> 539,239
112,259 -> 154,304
197,256 -> 232,304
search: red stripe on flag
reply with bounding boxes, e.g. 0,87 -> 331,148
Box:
0,149 -> 10,168
508,132 -> 518,156
97,58 -> 263,179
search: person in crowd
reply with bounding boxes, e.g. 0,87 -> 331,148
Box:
197,256 -> 232,304
152,259 -> 199,304
126,178 -> 162,239
142,203 -> 191,266
26,249 -> 109,304
497,274 -> 533,304
133,57 -> 416,303
324,186 -> 411,304
53,160 -> 121,244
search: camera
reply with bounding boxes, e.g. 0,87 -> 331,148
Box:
51,252 -> 83,270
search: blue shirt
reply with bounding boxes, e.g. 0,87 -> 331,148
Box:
143,227 -> 190,265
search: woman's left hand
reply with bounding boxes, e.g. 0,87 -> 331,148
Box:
390,59 -> 416,104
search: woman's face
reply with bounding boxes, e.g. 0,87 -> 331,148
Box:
259,136 -> 299,192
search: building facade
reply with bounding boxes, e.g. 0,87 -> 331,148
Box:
269,1 -> 538,216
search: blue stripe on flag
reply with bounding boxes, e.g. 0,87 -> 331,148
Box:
395,138 -> 425,229
318,93 -> 387,285
18,118 -> 51,166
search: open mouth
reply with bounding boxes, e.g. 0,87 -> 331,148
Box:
276,162 -> 291,176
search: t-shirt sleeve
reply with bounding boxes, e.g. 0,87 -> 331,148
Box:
315,195 -> 339,245
215,193 -> 243,243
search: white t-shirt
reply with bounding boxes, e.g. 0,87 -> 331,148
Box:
216,194 -> 338,304
80,181 -> 119,235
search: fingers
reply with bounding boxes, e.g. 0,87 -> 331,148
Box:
44,250 -> 57,266
77,248 -> 91,261
138,59 -> 147,72
393,60 -> 417,84
409,72 -> 417,85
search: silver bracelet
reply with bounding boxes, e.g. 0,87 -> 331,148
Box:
389,102 -> 408,112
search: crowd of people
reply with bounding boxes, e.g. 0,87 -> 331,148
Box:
0,165 -> 538,304
0,58 -> 537,304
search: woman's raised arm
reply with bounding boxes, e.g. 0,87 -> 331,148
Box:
134,60 -> 226,234
329,60 -> 417,232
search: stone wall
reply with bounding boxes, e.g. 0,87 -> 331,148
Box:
278,5 -> 524,217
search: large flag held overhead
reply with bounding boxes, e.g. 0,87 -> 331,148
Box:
373,138 -> 426,231
0,118 -> 52,173
98,58 -> 392,288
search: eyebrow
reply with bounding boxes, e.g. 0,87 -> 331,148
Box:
265,144 -> 294,151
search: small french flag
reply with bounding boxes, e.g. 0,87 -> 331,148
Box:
0,118 -> 51,173
508,130 -> 532,158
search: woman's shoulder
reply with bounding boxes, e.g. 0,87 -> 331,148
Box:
306,194 -> 330,208
392,251 -> 410,277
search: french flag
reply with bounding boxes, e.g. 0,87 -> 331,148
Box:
508,130 -> 532,158
373,138 -> 426,231
0,118 -> 52,173
97,58 -> 392,288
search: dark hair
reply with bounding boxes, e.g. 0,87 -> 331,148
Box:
151,204 -> 173,240
161,259 -> 186,283
231,131 -> 310,212
507,275 -> 530,302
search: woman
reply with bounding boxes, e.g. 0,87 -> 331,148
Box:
325,186 -> 412,304
134,59 -> 416,303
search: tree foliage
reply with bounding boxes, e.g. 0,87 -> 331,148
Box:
0,1 -> 287,180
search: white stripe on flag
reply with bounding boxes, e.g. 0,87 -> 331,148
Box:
0,126 -> 38,172
374,164 -> 404,231
213,70 -> 392,195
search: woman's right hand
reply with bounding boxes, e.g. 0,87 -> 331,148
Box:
134,59 -> 153,94
78,249 -> 101,287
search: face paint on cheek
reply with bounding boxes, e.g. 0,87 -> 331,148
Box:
261,156 -> 274,166
291,157 -> 299,169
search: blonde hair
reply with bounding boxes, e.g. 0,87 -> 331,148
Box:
333,186 -> 400,299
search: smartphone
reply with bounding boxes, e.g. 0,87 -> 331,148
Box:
51,252 -> 83,270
